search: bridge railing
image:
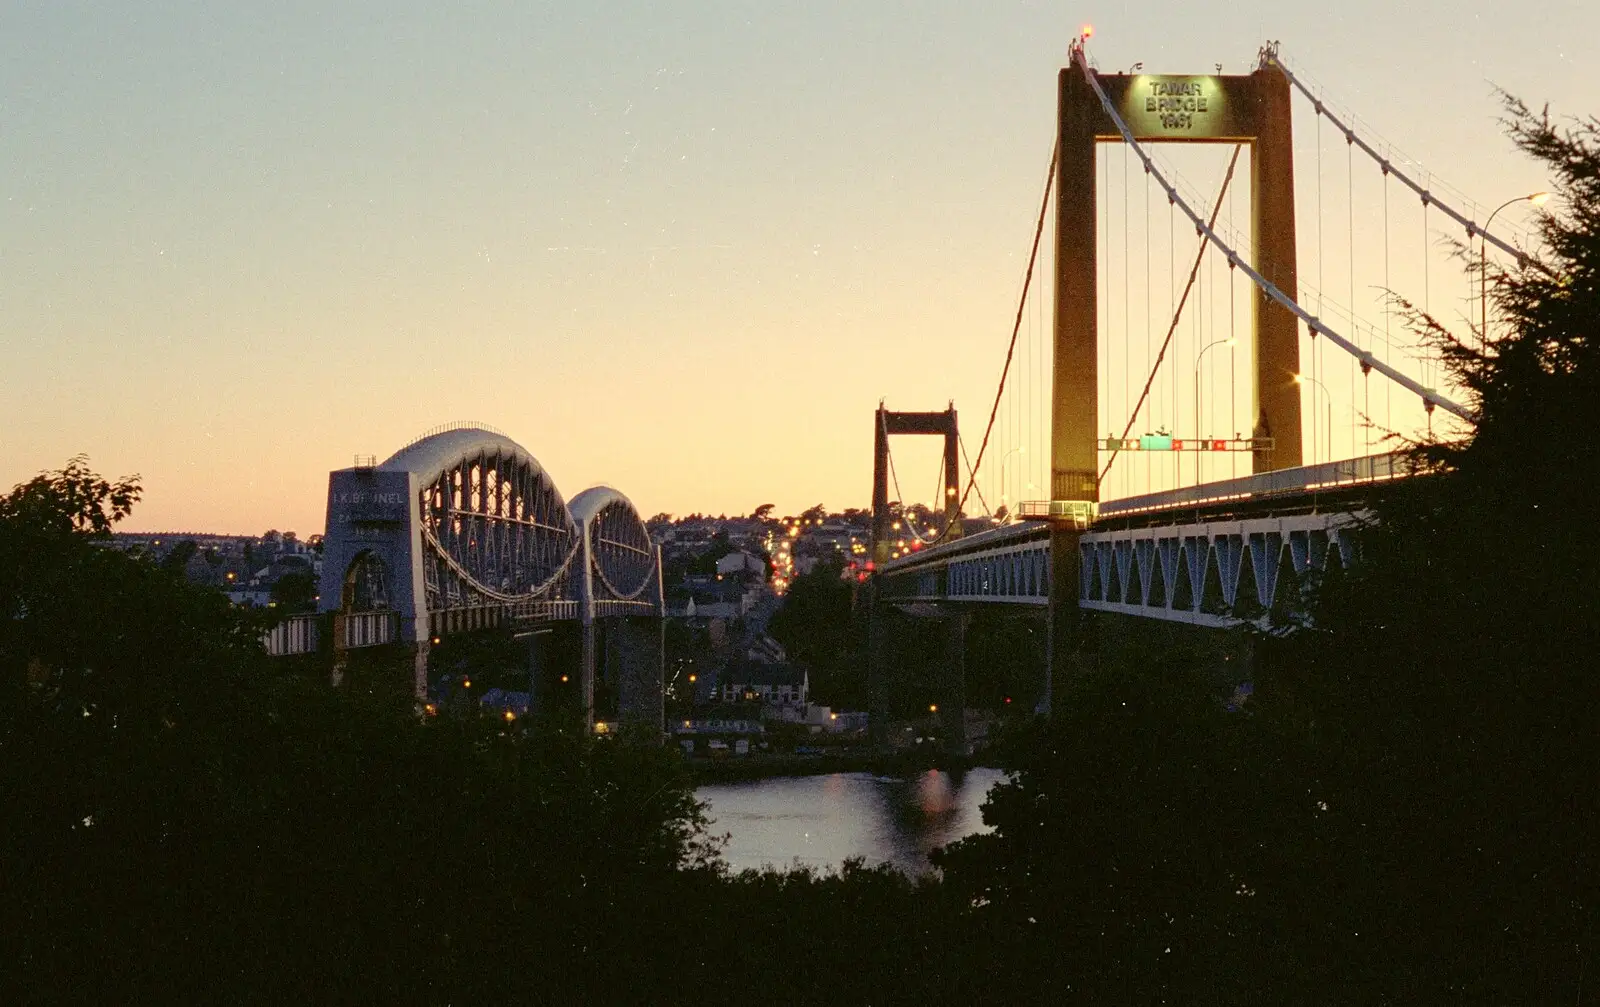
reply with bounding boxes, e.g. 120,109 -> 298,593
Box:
1097,452 -> 1415,519
261,610 -> 399,655
1016,499 -> 1097,528
262,614 -> 320,657
342,610 -> 396,649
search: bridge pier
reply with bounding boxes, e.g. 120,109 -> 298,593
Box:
612,616 -> 664,740
867,585 -> 889,748
940,611 -> 969,757
1044,527 -> 1086,715
523,628 -> 549,720
580,619 -> 597,730
330,636 -> 429,708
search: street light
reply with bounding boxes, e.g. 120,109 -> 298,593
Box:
997,446 -> 1025,514
1481,191 -> 1550,350
1195,337 -> 1236,484
1294,373 -> 1332,463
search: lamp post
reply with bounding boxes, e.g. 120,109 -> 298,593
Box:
1195,337 -> 1236,485
1294,373 -> 1332,464
997,446 -> 1024,520
1481,191 -> 1550,350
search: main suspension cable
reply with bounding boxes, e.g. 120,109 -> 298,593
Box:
1101,145 -> 1243,483
958,433 -> 992,517
1274,50 -> 1547,273
1074,44 -> 1475,423
937,140 -> 1056,542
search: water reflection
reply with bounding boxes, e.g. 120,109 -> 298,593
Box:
697,768 -> 1005,877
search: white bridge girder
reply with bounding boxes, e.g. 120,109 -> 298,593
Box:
879,510 -> 1362,629
276,424 -> 665,658
875,453 -> 1409,629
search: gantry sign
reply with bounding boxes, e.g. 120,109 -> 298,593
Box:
1052,45 -> 1304,508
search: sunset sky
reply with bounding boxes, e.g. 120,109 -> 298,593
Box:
2,1 -> 1588,534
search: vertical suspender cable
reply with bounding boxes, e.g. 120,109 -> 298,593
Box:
1081,54 -> 1472,425
1423,192 -> 1433,436
958,434 -> 991,516
1170,193 -> 1178,488
1349,137 -> 1356,461
1315,109 -> 1324,463
1145,160 -> 1153,493
1100,145 -> 1242,484
938,141 -> 1055,543
1122,143 -> 1131,498
1383,172 -> 1392,435
1024,218 -> 1032,505
1228,173 -> 1238,478
1101,142 -> 1109,491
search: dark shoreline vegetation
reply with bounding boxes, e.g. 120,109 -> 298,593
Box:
7,99 -> 1600,1001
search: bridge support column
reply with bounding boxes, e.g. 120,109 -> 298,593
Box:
1044,528 -> 1086,715
941,611 -> 969,757
524,629 -> 547,718
330,637 -> 429,708
867,585 -> 888,748
580,619 -> 597,730
407,638 -> 429,701
614,617 -> 664,742
330,613 -> 347,689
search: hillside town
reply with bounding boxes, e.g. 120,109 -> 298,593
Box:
111,502 -> 1002,763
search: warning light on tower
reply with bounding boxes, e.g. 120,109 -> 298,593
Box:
1081,24 -> 1094,39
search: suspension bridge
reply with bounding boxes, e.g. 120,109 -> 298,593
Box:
867,39 -> 1546,749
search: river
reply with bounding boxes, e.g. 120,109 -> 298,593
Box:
696,767 -> 1007,877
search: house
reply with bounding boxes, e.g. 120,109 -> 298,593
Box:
718,660 -> 808,707
674,706 -> 767,736
477,689 -> 531,719
715,551 -> 767,579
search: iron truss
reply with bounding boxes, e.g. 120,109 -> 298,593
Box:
418,447 -> 581,613
1079,513 -> 1361,628
872,511 -> 1362,629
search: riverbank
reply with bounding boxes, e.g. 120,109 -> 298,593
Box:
685,747 -> 1003,783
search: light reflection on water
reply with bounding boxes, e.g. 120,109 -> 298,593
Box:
696,768 -> 1006,877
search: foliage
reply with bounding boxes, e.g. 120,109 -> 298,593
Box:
767,559 -> 864,709
9,95 -> 1600,1000
0,454 -> 140,536
0,459 -> 268,727
939,94 -> 1600,999
269,568 -> 319,611
1241,94 -> 1600,998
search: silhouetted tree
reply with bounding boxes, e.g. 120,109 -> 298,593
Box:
938,96 -> 1600,1000
768,560 -> 863,709
269,569 -> 319,612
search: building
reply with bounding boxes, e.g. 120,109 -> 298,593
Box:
715,550 -> 766,579
718,660 -> 808,707
674,709 -> 767,736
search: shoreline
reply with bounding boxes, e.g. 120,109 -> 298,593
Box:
687,748 -> 1003,784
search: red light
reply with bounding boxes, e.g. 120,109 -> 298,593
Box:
864,560 -> 876,571
1081,24 -> 1094,38
1173,439 -> 1185,451
1212,439 -> 1226,451
857,573 -> 867,583
1004,696 -> 1012,704
910,540 -> 922,551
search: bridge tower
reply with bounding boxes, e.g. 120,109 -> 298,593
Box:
867,404 -> 963,746
870,404 -> 962,566
1046,47 -> 1302,706
318,426 -> 665,737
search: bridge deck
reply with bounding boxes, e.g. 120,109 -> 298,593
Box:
878,451 -> 1410,577
873,453 -> 1409,626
